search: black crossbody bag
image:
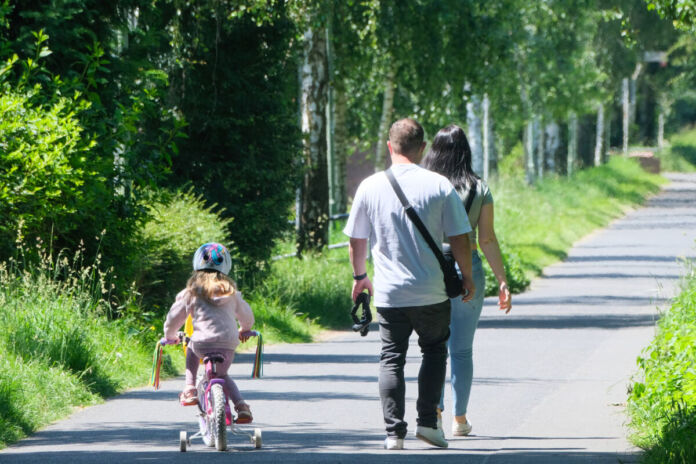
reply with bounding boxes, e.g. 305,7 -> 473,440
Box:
385,169 -> 476,298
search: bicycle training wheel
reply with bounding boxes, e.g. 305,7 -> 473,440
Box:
211,384 -> 227,451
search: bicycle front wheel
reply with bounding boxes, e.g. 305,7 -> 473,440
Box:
211,383 -> 227,451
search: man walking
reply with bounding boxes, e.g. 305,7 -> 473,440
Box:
344,118 -> 475,450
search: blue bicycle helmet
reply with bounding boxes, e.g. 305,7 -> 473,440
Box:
192,243 -> 232,275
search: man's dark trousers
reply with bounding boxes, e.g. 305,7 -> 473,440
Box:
377,300 -> 451,438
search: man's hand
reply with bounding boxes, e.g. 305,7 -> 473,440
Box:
352,276 -> 373,302
461,276 -> 475,302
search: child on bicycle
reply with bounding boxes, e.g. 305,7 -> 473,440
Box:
163,242 -> 255,423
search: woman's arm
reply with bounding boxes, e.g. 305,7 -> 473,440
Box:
477,203 -> 511,313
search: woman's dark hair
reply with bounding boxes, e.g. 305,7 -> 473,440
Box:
422,124 -> 479,191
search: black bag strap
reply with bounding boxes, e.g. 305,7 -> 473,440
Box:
463,182 -> 476,214
385,169 -> 449,269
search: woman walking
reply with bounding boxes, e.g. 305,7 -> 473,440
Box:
422,124 -> 512,436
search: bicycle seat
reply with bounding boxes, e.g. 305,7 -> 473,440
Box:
203,353 -> 225,364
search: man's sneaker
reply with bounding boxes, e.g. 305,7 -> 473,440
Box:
452,419 -> 472,436
384,436 -> 404,450
415,425 -> 448,448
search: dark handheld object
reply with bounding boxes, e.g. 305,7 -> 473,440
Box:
351,292 -> 372,336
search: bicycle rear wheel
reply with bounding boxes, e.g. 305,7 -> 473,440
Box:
211,384 -> 227,451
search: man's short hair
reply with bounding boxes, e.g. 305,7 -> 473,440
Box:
389,118 -> 424,155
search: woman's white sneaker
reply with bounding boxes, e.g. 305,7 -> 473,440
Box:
384,436 -> 404,450
452,419 -> 472,436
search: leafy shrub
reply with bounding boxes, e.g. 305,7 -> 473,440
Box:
134,189 -> 233,318
658,128 -> 696,172
0,83 -> 102,259
627,264 -> 696,463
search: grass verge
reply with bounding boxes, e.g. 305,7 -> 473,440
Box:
657,128 -> 696,172
627,263 -> 696,463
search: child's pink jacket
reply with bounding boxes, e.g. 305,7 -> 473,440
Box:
164,289 -> 254,355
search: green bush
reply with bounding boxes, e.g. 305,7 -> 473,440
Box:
134,189 -> 233,317
0,83 -> 102,259
627,265 -> 696,463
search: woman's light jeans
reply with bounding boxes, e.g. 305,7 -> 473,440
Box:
439,250 -> 485,416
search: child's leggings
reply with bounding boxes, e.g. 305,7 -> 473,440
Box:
186,348 -> 244,406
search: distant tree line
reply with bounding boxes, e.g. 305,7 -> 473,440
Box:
0,0 -> 695,293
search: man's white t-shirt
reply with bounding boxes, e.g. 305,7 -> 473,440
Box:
343,163 -> 471,308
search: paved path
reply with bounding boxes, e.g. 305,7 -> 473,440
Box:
2,173 -> 696,464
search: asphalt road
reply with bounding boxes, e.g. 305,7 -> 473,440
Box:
2,173 -> 696,464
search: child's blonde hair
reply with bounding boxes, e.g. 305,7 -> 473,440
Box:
187,270 -> 237,301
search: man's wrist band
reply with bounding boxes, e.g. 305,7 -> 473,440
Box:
353,273 -> 367,281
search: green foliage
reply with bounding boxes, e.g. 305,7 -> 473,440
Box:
647,0 -> 696,31
248,248 -> 354,329
0,246 -> 176,448
627,264 -> 696,463
134,189 -> 233,317
490,156 -> 665,280
658,127 -> 696,171
0,84 -> 101,257
164,1 -> 300,281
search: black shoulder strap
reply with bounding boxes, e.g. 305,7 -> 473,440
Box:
385,169 -> 448,269
463,182 -> 476,213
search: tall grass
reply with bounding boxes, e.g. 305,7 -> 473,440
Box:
657,128 -> 696,172
490,155 -> 665,278
627,263 -> 696,463
0,243 -> 178,448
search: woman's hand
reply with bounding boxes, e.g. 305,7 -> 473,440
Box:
498,282 -> 511,314
239,329 -> 253,343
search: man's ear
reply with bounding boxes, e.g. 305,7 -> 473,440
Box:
387,140 -> 393,154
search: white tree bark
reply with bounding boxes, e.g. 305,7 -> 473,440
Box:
622,78 -> 630,154
535,116 -> 544,179
568,112 -> 578,177
298,25 -> 329,253
374,67 -> 395,172
466,90 -> 484,175
594,103 -> 604,166
545,121 -> 561,174
524,120 -> 535,184
482,93 -> 490,181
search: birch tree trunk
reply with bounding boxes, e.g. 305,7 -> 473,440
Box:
535,116 -> 544,179
594,103 -> 604,166
297,25 -> 329,254
333,89 -> 349,214
524,120 -> 535,184
567,112 -> 578,177
482,93 -> 490,181
466,91 -> 484,175
622,78 -> 630,154
374,67 -> 395,172
545,121 -> 560,174
657,95 -> 667,149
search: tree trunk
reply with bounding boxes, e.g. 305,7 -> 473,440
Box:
297,25 -> 329,254
524,120 -> 535,184
535,116 -> 544,179
374,67 -> 395,172
545,121 -> 560,174
466,90 -> 484,175
482,93 -> 490,181
333,89 -> 349,214
622,78 -> 629,154
567,112 -> 578,177
594,103 -> 604,166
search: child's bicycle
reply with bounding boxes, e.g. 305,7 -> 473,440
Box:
155,331 -> 263,452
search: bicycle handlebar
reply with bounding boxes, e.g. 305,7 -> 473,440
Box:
159,330 -> 259,346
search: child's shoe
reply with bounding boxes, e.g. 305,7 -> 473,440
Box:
235,402 -> 253,424
179,386 -> 198,406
